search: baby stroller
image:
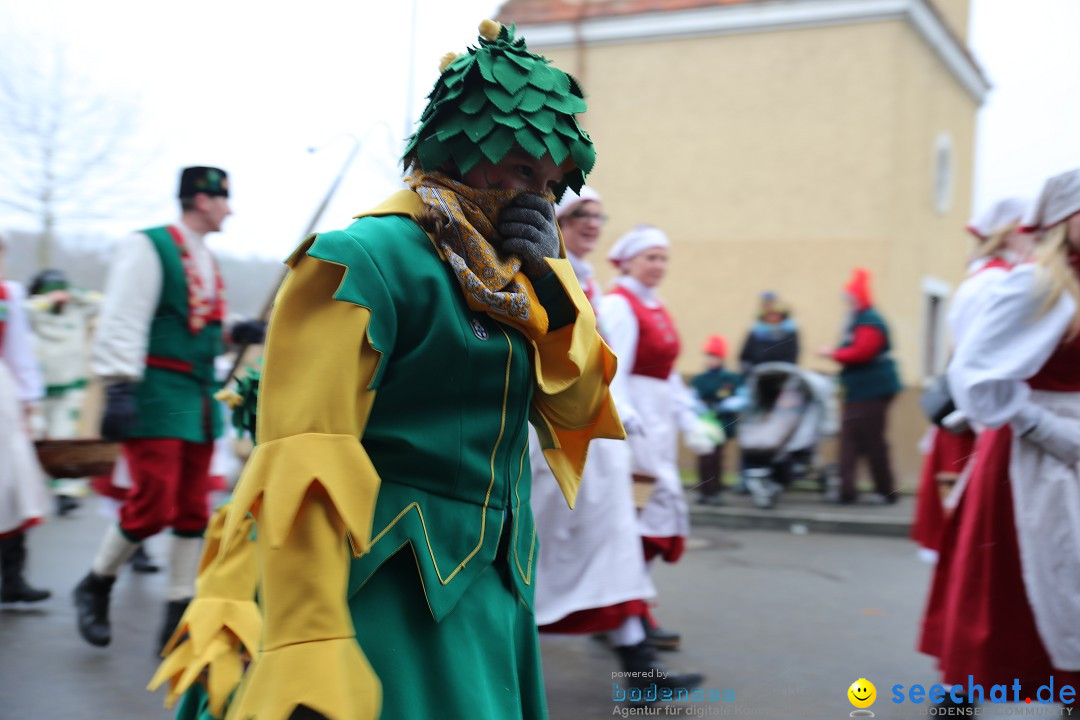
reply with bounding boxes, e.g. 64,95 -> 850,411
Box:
736,362 -> 839,509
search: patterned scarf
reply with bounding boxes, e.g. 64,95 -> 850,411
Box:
407,172 -> 555,337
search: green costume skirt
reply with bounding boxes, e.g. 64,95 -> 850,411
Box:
352,545 -> 548,719
176,545 -> 547,720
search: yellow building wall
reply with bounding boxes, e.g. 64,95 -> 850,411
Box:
538,20 -> 976,378
532,17 -> 980,487
931,0 -> 972,40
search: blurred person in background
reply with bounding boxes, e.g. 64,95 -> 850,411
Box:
0,232 -> 51,605
531,187 -> 703,692
690,334 -> 744,506
910,198 -> 1031,561
920,169 -> 1080,707
602,226 -> 719,651
738,290 -> 799,373
818,268 -> 902,505
26,268 -> 102,514
73,166 -> 264,652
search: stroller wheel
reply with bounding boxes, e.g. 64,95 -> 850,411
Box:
746,476 -> 779,509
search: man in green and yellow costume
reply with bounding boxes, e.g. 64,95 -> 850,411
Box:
149,20 -> 624,720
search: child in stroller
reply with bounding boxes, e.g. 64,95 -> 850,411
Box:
736,362 -> 839,508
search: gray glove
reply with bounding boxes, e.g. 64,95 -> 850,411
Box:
1021,409 -> 1080,466
497,194 -> 560,279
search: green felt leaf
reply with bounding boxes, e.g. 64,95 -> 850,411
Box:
493,55 -> 530,96
524,107 -> 556,134
571,115 -> 592,142
477,51 -> 496,84
526,62 -> 555,91
454,143 -> 485,174
493,110 -> 527,130
541,130 -> 569,165
569,138 -> 595,175
484,84 -> 520,114
565,170 -> 586,196
435,122 -> 466,143
518,87 -> 547,113
549,67 -> 571,95
505,50 -> 534,72
567,73 -> 586,100
553,117 -> 578,139
444,61 -> 473,88
447,54 -> 472,73
427,82 -> 466,114
458,89 -> 489,115
480,125 -> 517,165
417,139 -> 450,171
545,93 -> 587,114
463,111 -> 497,143
514,126 -> 547,159
449,142 -> 479,174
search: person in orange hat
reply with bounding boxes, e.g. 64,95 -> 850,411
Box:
818,268 -> 902,504
690,335 -> 743,505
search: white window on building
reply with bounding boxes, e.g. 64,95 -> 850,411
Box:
933,133 -> 955,215
921,276 -> 951,381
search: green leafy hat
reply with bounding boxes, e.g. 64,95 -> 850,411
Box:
403,20 -> 595,199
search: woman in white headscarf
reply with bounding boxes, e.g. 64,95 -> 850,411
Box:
919,170 -> 1080,704
911,197 -> 1032,561
600,226 -> 716,649
530,192 -> 702,691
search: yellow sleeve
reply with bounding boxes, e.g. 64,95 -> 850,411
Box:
529,257 -> 625,508
216,249 -> 382,720
148,503 -> 260,717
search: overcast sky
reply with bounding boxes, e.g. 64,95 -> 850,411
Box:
1,0 -> 1078,260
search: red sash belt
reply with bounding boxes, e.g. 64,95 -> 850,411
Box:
146,355 -> 194,373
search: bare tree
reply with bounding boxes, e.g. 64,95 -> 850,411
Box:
0,41 -> 149,268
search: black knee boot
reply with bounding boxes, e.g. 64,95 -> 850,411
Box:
615,641 -> 705,693
0,533 -> 52,603
73,571 -> 115,646
158,598 -> 191,654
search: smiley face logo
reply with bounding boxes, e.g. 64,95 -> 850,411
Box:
847,678 -> 876,711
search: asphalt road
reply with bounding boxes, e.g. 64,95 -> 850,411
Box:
1,504 -> 1066,719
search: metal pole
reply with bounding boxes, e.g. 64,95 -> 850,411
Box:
225,133 -> 362,384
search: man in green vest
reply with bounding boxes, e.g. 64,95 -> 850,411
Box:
73,166 -> 262,651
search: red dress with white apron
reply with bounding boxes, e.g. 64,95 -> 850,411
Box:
920,257 -> 1080,692
910,258 -> 1012,555
608,284 -> 689,564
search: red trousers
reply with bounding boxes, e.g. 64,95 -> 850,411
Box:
118,438 -> 214,540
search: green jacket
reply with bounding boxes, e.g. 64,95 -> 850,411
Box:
130,226 -> 223,443
308,214 -> 560,619
837,307 -> 902,402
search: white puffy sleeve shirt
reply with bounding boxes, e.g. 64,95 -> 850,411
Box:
947,264 -> 1077,432
1,281 -> 45,402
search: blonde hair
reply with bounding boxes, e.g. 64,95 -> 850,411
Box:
973,221 -> 1019,260
1035,223 -> 1080,339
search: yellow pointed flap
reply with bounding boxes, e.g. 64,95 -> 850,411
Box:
225,637 -> 382,720
149,633 -> 245,717
353,189 -> 424,219
224,433 -> 381,555
530,258 -> 606,395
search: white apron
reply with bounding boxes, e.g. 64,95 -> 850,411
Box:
1009,390 -> 1080,670
629,374 -> 690,539
0,363 -> 49,533
530,427 -> 655,626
